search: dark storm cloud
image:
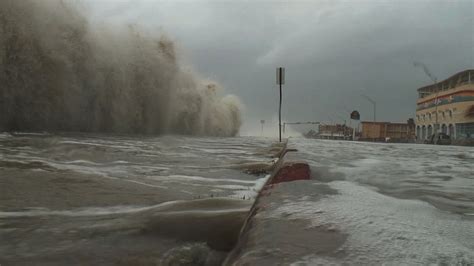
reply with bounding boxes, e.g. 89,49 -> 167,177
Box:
84,0 -> 473,134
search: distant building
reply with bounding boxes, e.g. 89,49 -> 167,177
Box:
361,121 -> 415,142
415,69 -> 474,140
314,124 -> 353,140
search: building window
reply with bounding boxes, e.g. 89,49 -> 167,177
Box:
456,123 -> 474,139
427,125 -> 433,136
448,124 -> 454,138
441,124 -> 447,134
460,73 -> 469,85
428,113 -> 431,120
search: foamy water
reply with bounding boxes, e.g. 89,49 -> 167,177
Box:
281,139 -> 474,265
2,134 -> 473,265
294,139 -> 474,215
0,133 -> 275,265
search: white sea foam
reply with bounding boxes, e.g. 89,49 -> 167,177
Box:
231,175 -> 269,199
165,175 -> 257,184
0,201 -> 179,218
291,138 -> 474,213
271,181 -> 474,265
0,133 -> 12,138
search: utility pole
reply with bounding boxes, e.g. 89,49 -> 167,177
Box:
276,67 -> 285,142
361,94 -> 376,122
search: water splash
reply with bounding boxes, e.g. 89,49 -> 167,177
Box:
0,0 -> 241,136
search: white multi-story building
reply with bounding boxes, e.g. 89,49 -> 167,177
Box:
415,69 -> 474,140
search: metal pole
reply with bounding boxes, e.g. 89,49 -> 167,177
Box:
373,102 -> 376,122
279,77 -> 282,142
276,67 -> 284,142
361,94 -> 376,122
434,84 -> 439,133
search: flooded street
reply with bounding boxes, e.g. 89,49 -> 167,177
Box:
251,139 -> 474,265
294,138 -> 474,215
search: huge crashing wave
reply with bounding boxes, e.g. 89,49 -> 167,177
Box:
0,0 -> 241,136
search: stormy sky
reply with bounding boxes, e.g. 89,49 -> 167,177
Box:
83,0 -> 473,135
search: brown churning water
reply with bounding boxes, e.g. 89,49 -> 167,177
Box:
0,134 -> 278,265
0,0 -> 241,136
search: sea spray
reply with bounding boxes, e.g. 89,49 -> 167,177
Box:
0,0 -> 242,136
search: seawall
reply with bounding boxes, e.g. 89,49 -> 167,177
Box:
223,140 -> 324,265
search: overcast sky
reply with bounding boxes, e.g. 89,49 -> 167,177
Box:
83,0 -> 473,134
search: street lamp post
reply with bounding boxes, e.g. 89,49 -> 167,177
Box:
361,94 -> 376,122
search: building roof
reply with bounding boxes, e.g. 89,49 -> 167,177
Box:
417,69 -> 474,93
361,121 -> 409,126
